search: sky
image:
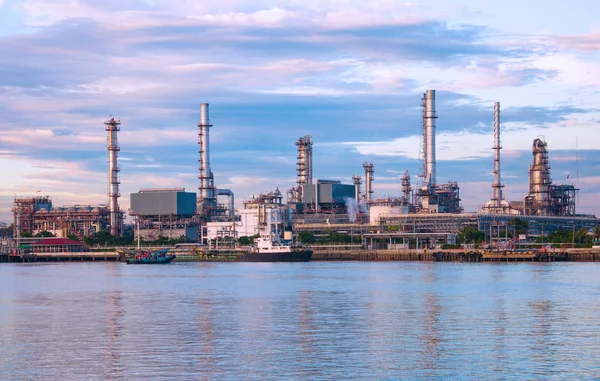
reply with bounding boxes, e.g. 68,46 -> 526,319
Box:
1,0 -> 600,222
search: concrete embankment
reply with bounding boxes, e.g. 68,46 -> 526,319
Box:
311,248 -> 600,262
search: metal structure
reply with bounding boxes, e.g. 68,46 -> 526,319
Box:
104,116 -> 122,235
375,212 -> 598,237
362,162 -> 374,202
237,188 -> 290,239
483,102 -> 512,213
415,90 -> 462,214
291,135 -> 314,203
524,138 -> 552,215
401,170 -> 412,203
296,135 -> 313,185
549,184 -> 578,216
352,175 -> 362,201
12,196 -> 109,240
198,103 -> 216,215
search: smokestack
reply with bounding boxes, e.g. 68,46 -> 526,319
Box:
105,117 -> 121,236
352,175 -> 362,201
362,162 -> 374,201
492,102 -> 504,207
198,103 -> 215,209
424,90 -> 437,187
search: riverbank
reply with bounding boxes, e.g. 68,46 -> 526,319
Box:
2,248 -> 599,263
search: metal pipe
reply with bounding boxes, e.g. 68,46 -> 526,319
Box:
198,103 -> 214,203
217,189 -> 235,217
424,90 -> 437,187
105,117 -> 121,236
492,102 -> 503,207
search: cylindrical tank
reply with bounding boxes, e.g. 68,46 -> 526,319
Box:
369,205 -> 404,225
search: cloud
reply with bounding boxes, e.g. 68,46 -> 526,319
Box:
1,0 -> 600,221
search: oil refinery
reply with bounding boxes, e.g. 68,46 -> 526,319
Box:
11,90 -> 599,248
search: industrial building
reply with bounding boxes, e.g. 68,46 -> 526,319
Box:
288,90 -> 597,247
12,196 -> 109,239
8,92 -> 596,248
301,180 -> 356,213
413,90 -> 463,214
12,116 -> 124,240
205,188 -> 292,243
523,138 -> 578,216
129,188 -> 199,241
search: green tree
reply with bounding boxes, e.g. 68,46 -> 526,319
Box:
457,226 -> 486,244
0,224 -> 14,237
509,218 -> 529,236
238,236 -> 254,245
35,231 -> 56,237
298,231 -> 315,244
593,225 -> 600,241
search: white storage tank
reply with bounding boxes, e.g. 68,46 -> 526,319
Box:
368,199 -> 408,225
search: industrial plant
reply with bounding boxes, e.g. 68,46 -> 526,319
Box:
11,90 -> 599,249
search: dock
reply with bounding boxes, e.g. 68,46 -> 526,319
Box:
2,248 -> 600,263
0,251 -> 119,263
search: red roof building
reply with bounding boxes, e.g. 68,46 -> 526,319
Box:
32,238 -> 86,253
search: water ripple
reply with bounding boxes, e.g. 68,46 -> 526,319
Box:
1,262 -> 600,380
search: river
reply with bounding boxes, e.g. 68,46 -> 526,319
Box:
1,262 -> 599,380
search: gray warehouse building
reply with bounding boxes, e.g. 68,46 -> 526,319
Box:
130,188 -> 198,241
130,188 -> 196,217
301,180 -> 356,213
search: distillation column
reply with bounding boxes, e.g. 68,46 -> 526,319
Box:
198,103 -> 216,212
527,138 -> 552,215
352,175 -> 362,201
295,135 -> 313,201
105,117 -> 121,236
362,162 -> 374,202
401,170 -> 412,203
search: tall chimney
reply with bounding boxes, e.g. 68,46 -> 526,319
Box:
105,117 -> 121,236
424,89 -> 437,187
492,102 -> 504,207
198,103 -> 215,209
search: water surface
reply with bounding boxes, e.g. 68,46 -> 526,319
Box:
1,262 -> 599,380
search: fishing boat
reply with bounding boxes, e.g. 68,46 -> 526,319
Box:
125,248 -> 176,264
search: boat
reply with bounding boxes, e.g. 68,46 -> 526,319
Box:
241,234 -> 312,262
125,248 -> 176,264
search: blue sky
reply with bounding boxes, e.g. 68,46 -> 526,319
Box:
1,0 -> 600,221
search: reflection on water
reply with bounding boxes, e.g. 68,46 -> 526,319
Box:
1,262 -> 600,380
